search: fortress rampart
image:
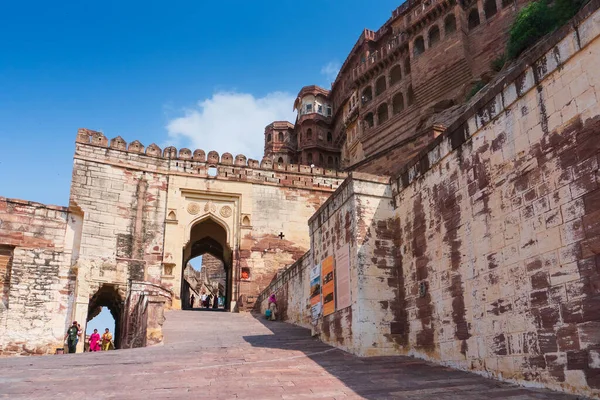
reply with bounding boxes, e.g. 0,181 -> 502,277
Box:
76,129 -> 346,192
256,1 -> 600,397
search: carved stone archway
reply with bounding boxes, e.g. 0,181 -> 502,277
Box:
182,217 -> 234,311
162,190 -> 242,311
86,284 -> 124,349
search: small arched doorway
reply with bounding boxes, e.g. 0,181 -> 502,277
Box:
182,217 -> 232,311
86,285 -> 123,349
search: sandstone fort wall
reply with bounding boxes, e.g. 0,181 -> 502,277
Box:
259,2 -> 600,397
258,173 -> 395,355
336,0 -> 530,175
0,198 -> 75,356
386,3 -> 600,395
0,130 -> 346,353
71,130 -> 344,324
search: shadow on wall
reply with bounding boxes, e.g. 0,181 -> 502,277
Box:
242,313 -> 578,399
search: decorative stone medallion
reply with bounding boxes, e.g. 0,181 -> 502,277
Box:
187,202 -> 201,215
204,201 -> 217,213
220,205 -> 232,218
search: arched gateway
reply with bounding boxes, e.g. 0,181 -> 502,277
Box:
179,208 -> 235,311
182,216 -> 236,310
53,129 -> 346,351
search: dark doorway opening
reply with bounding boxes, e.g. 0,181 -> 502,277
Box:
182,217 -> 232,311
185,253 -> 227,310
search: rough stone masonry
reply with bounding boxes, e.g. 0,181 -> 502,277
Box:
258,2 -> 600,399
0,1 -> 599,399
0,128 -> 346,355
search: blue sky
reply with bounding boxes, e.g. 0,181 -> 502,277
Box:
0,0 -> 400,206
86,307 -> 115,336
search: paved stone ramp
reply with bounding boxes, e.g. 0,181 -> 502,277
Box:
0,311 -> 585,399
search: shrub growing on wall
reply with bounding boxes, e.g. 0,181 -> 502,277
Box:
507,0 -> 586,59
491,53 -> 506,72
553,0 -> 586,26
466,81 -> 486,101
507,0 -> 555,59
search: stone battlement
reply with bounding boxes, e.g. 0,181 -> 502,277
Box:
76,128 -> 346,176
75,128 -> 347,190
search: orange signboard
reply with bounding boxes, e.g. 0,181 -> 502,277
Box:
321,256 -> 335,316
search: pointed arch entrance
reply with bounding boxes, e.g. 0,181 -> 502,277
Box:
86,284 -> 123,349
182,217 -> 233,311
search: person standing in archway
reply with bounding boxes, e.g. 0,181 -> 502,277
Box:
190,294 -> 195,309
212,292 -> 219,309
64,321 -> 80,354
101,328 -> 113,351
89,329 -> 101,352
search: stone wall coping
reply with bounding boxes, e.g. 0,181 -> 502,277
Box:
0,196 -> 68,212
392,0 -> 600,195
308,171 -> 392,226
75,131 -> 347,179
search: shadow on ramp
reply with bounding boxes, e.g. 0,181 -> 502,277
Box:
242,313 -> 583,400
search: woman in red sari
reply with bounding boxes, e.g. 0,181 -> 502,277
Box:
89,329 -> 101,352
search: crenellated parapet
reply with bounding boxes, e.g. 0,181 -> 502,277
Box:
74,129 -> 347,187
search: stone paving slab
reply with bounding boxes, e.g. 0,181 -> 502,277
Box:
0,310 -> 586,399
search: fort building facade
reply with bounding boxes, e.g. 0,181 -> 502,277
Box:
262,0 -> 532,175
1,0 -> 600,398
0,129 -> 346,353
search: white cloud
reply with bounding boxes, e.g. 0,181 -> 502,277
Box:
320,61 -> 341,84
166,91 -> 296,160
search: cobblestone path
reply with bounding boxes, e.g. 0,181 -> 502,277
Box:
0,311 -> 584,399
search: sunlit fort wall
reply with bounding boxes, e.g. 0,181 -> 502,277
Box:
259,2 -> 600,397
1,0 -> 600,398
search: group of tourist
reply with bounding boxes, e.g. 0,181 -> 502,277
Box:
191,293 -> 222,309
64,321 -> 114,354
89,328 -> 114,352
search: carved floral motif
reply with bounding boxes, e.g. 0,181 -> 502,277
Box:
187,202 -> 201,215
204,201 -> 217,213
220,205 -> 232,218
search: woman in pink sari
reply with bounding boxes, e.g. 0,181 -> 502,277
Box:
267,294 -> 278,321
89,329 -> 101,352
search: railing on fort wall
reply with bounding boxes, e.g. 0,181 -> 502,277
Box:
402,0 -> 445,25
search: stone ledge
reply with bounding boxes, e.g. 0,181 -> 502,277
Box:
0,197 -> 68,212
